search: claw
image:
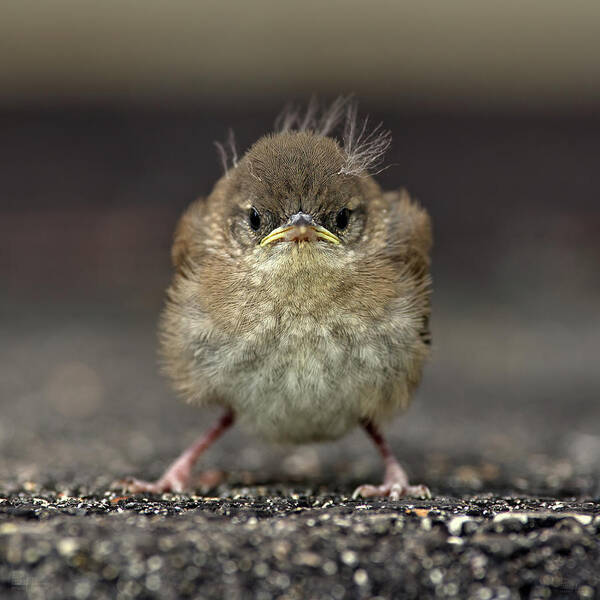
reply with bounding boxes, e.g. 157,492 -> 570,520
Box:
115,474 -> 188,494
352,482 -> 431,500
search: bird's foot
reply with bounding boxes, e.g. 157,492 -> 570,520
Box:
117,466 -> 191,494
117,476 -> 185,494
353,421 -> 432,500
116,468 -> 225,494
352,482 -> 431,500
115,411 -> 234,494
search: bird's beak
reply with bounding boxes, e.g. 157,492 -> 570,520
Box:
260,213 -> 341,247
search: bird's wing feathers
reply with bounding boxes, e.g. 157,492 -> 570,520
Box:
383,190 -> 432,265
170,197 -> 206,270
383,190 -> 433,346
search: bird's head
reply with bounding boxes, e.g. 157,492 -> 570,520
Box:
170,100 -> 420,332
221,130 -> 375,260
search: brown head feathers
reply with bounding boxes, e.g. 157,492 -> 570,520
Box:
215,96 -> 392,178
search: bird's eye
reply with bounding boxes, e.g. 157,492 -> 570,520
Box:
249,207 -> 261,231
335,208 -> 350,230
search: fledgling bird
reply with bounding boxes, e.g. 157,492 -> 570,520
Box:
126,99 -> 433,499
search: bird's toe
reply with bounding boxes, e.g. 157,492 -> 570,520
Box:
352,482 -> 431,500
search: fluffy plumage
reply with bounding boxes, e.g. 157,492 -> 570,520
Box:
217,96 -> 392,178
122,101 -> 433,498
160,109 -> 431,443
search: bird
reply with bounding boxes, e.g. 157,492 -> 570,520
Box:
124,98 -> 432,499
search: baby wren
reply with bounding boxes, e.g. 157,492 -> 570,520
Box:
126,99 -> 432,499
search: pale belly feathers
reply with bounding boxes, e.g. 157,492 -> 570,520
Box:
188,301 -> 419,443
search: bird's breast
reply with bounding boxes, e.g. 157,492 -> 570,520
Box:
195,295 -> 416,443
168,249 -> 424,443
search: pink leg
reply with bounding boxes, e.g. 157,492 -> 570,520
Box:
352,421 -> 431,500
121,410 -> 234,494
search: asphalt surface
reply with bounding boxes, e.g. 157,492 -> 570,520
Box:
2,484 -> 600,599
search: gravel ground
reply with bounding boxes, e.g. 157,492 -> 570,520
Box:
2,413 -> 600,600
1,485 -> 600,599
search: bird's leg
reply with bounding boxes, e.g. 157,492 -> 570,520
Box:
352,420 -> 431,500
122,409 -> 234,494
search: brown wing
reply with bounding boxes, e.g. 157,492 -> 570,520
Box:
383,189 -> 433,347
170,197 -> 206,271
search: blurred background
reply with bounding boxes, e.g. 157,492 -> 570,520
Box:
1,0 -> 599,493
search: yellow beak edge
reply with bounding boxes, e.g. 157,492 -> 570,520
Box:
260,224 -> 341,247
